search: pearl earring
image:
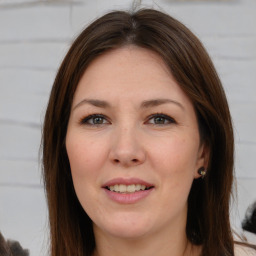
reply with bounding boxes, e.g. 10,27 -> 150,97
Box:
198,167 -> 206,178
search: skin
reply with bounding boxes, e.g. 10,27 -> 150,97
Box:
66,46 -> 208,256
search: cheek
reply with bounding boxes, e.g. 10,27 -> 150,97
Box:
66,132 -> 108,179
65,132 -> 108,214
149,135 -> 199,205
151,138 -> 197,206
151,136 -> 198,174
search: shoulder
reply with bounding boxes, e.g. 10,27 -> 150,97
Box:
234,244 -> 256,256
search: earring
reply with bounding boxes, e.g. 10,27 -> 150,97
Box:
198,167 -> 206,178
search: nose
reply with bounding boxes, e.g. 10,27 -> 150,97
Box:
109,126 -> 146,167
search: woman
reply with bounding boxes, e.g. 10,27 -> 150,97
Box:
42,8 -> 256,256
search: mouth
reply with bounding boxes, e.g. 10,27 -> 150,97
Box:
102,178 -> 155,204
104,184 -> 154,193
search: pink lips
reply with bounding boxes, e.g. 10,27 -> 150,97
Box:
102,177 -> 154,188
102,177 -> 154,204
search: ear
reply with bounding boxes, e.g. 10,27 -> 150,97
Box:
194,142 -> 210,179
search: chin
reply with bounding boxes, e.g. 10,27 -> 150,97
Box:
105,225 -> 151,239
94,213 -> 153,239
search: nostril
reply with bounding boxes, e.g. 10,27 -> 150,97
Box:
113,158 -> 138,164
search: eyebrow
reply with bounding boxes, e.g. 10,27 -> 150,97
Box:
73,99 -> 111,110
73,98 -> 184,111
141,99 -> 184,110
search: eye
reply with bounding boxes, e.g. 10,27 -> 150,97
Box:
147,113 -> 176,125
80,114 -> 110,126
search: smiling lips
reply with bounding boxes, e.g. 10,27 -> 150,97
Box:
107,184 -> 151,193
102,178 -> 155,204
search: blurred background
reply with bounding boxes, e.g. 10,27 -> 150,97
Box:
0,0 -> 255,255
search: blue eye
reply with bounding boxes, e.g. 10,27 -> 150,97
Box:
148,114 -> 176,125
80,114 -> 109,125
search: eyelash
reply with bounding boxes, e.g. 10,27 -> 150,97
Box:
79,114 -> 108,126
79,113 -> 176,126
147,113 -> 176,125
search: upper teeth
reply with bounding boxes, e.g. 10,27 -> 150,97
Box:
108,184 -> 148,193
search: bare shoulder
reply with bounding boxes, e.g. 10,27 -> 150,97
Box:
235,244 -> 256,256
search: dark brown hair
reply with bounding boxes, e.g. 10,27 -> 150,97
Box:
0,232 -> 29,256
42,8 -> 241,256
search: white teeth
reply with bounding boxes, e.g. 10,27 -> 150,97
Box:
127,184 -> 135,193
114,184 -> 119,191
119,184 -> 126,193
107,184 -> 151,193
135,184 -> 141,191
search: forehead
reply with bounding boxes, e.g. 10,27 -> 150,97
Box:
72,46 -> 192,109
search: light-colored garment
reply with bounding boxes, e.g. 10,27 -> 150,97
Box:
235,244 -> 256,256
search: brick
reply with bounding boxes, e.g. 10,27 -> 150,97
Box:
1,93 -> 49,125
71,2 -> 99,35
213,59 -> 256,102
0,42 -> 70,69
159,3 -> 256,37
0,5 -> 71,41
0,186 -> 47,256
0,159 -> 41,186
202,36 -> 256,59
0,86 -> 50,125
0,69 -> 54,95
231,101 -> 256,144
0,0 -> 40,5
0,123 -> 41,160
235,143 -> 256,178
0,0 -> 73,5
0,69 -> 55,124
169,0 -> 234,2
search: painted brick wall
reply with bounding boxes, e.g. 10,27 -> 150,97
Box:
0,0 -> 255,255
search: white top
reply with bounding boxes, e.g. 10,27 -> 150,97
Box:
234,244 -> 256,256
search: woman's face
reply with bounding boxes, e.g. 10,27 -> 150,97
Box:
66,46 -> 207,240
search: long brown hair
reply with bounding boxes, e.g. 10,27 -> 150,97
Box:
43,8 -> 240,256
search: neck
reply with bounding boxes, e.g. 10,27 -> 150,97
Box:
92,224 -> 200,256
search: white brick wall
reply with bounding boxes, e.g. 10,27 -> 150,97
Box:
0,42 -> 69,69
0,0 -> 255,255
0,5 -> 71,41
